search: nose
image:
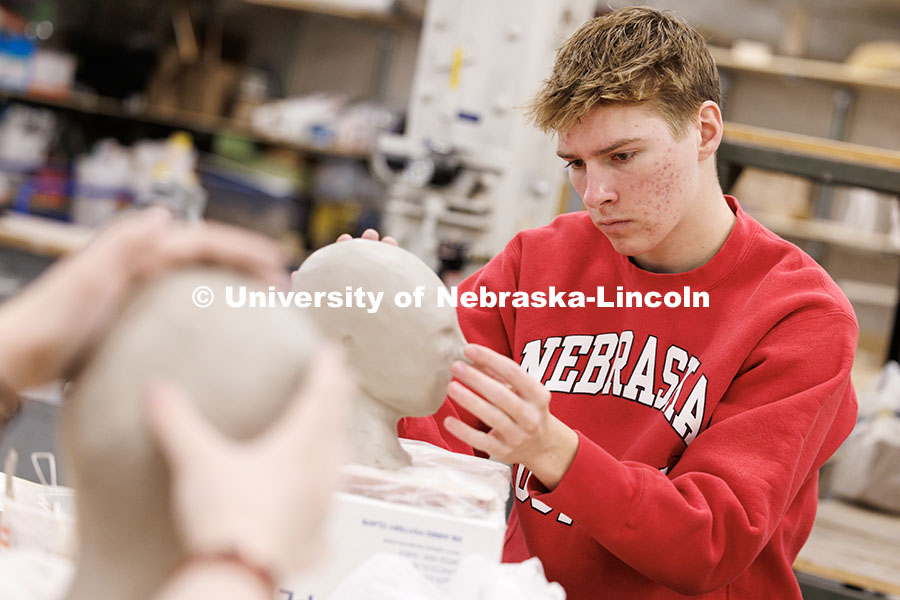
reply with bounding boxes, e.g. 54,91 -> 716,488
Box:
580,168 -> 617,209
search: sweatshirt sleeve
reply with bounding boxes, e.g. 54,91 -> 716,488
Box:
529,309 -> 858,595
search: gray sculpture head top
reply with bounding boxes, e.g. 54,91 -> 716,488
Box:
291,239 -> 466,469
61,268 -> 321,600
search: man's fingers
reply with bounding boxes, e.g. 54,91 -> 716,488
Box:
335,230 -> 397,246
464,344 -> 549,403
446,380 -> 517,435
145,380 -> 223,467
450,359 -> 541,426
150,221 -> 288,290
443,416 -> 506,458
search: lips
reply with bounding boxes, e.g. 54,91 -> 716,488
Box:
594,218 -> 631,233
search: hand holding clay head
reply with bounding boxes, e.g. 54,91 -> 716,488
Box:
291,238 -> 466,469
62,268 -> 345,600
0,207 -> 288,394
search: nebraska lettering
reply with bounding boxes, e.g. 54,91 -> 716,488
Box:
520,332 -> 707,445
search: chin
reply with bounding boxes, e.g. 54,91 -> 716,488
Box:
603,235 -> 651,258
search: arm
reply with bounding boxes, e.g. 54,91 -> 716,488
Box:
449,310 -> 858,594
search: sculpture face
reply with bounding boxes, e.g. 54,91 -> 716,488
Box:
291,239 -> 466,421
62,268 -> 320,600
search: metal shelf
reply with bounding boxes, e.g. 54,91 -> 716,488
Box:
0,88 -> 370,161
241,0 -> 422,28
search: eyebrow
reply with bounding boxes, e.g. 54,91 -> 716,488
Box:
556,137 -> 644,159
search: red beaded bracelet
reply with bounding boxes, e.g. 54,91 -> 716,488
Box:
177,550 -> 277,594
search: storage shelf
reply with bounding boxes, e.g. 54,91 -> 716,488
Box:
724,123 -> 900,171
710,45 -> 900,94
750,211 -> 900,256
720,123 -> 900,197
0,212 -> 92,257
0,88 -> 370,161
241,0 -> 421,27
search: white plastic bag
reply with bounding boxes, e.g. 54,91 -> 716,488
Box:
1,452 -> 77,557
827,361 -> 900,513
856,360 -> 900,419
0,547 -> 73,600
331,553 -> 566,600
830,416 -> 900,514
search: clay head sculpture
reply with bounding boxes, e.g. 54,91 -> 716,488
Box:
61,268 -> 321,600
291,239 -> 466,470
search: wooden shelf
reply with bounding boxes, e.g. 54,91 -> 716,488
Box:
241,0 -> 421,27
0,88 -> 370,161
710,45 -> 900,94
836,279 -> 898,308
723,123 -> 900,171
0,212 -> 92,257
719,123 -> 900,197
750,211 -> 900,256
794,499 -> 900,596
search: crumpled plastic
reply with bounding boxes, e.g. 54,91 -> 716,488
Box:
828,360 -> 900,513
0,547 -> 73,600
340,439 -> 511,521
830,416 -> 900,514
856,360 -> 900,419
330,553 -> 566,600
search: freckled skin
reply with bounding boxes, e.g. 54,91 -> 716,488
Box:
557,104 -> 725,272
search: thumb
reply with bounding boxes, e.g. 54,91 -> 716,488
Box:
144,380 -> 223,470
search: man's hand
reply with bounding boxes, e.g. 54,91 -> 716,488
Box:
146,345 -> 352,577
290,229 -> 398,285
0,208 -> 289,391
336,228 -> 398,246
443,343 -> 579,490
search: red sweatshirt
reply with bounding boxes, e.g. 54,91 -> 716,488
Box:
399,197 -> 858,599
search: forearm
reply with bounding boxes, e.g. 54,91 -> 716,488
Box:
0,298 -> 40,391
522,415 -> 579,490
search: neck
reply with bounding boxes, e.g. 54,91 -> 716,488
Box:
348,392 -> 411,470
633,172 -> 735,274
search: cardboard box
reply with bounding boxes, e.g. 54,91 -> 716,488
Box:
282,440 -> 510,599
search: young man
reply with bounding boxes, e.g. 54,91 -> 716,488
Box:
398,7 -> 858,599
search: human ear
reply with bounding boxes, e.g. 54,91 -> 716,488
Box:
696,101 -> 723,161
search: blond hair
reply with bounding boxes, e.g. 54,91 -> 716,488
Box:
528,6 -> 720,136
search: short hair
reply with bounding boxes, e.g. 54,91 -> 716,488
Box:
528,6 -> 721,137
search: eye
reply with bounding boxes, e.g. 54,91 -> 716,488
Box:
563,159 -> 584,170
611,151 -> 635,163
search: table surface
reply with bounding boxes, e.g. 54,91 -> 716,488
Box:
795,499 -> 900,596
